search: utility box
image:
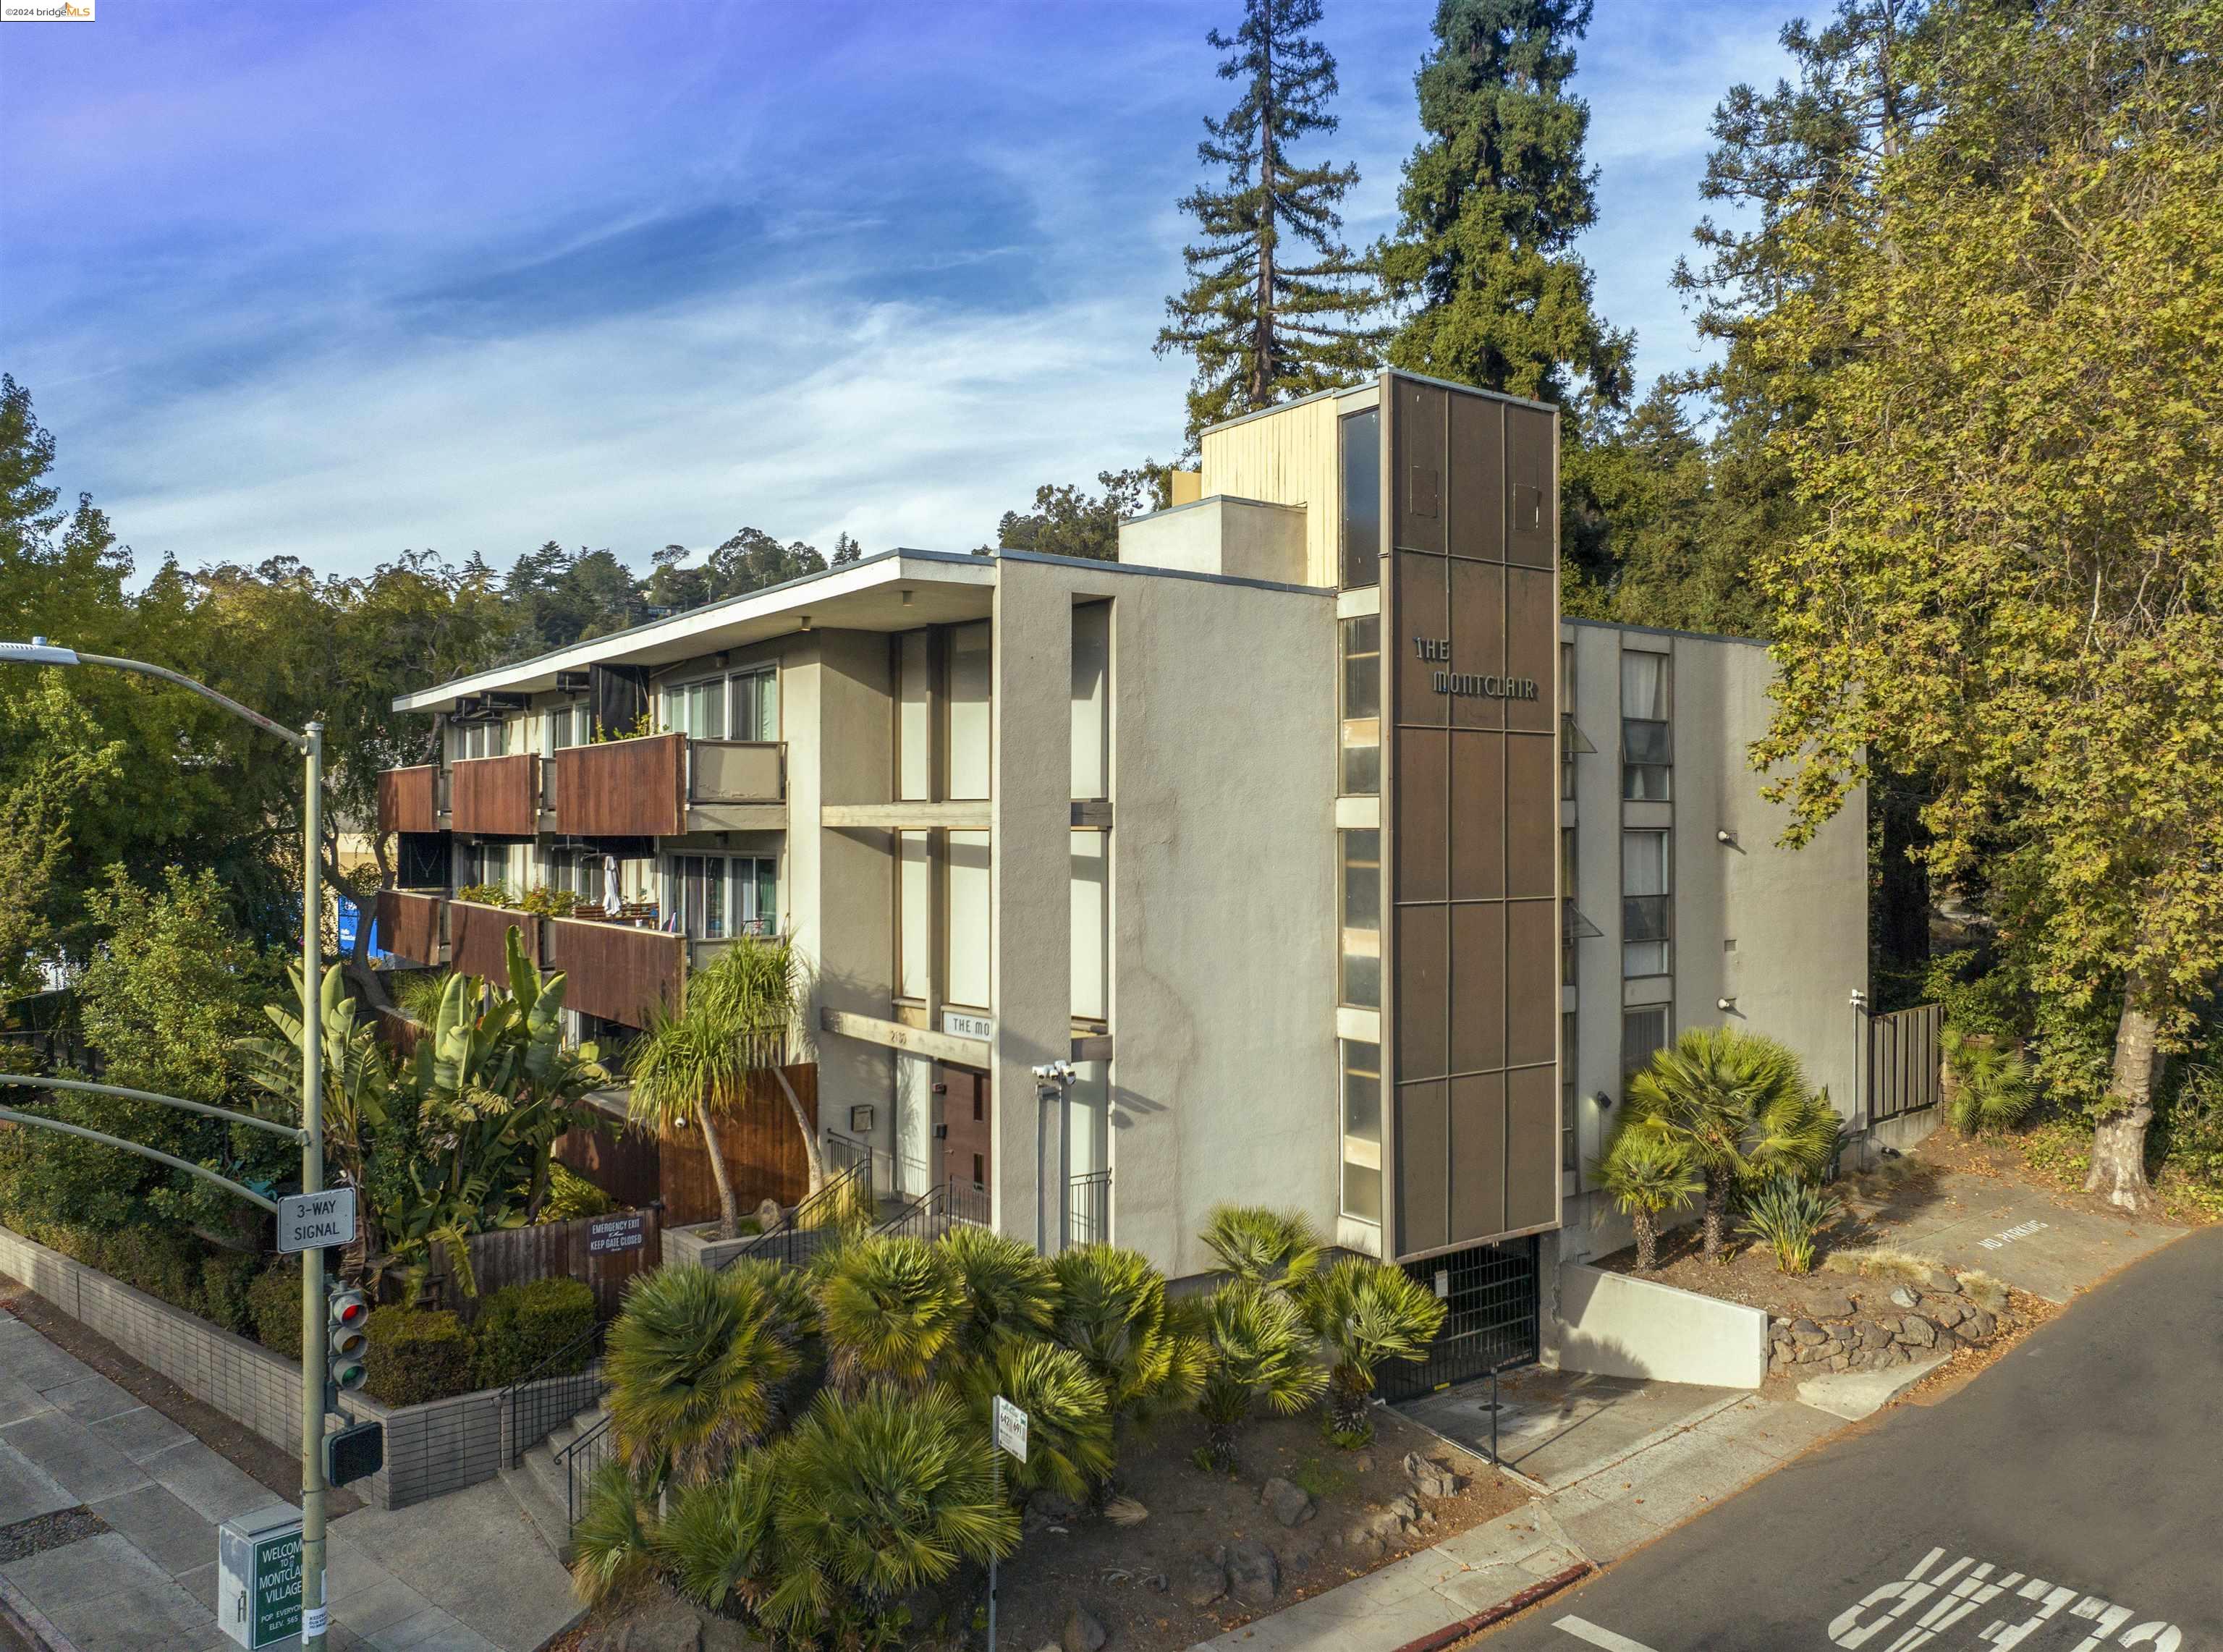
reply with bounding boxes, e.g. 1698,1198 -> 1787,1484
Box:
216,1504 -> 303,1650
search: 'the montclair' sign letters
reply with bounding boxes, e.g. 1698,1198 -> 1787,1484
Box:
1413,636 -> 1540,701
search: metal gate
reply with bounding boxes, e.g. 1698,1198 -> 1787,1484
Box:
1379,1234 -> 1541,1401
1868,1002 -> 1944,1123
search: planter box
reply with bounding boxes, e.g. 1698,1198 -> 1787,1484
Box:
0,1224 -> 593,1512
664,1219 -> 846,1274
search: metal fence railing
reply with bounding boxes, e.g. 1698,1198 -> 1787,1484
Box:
711,1155 -> 873,1271
1868,1001 -> 1945,1124
873,1178 -> 991,1244
1064,1169 -> 1112,1250
501,1319 -> 609,1468
560,1412 -> 621,1528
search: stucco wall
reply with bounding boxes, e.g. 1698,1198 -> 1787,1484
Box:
1556,1260 -> 1769,1388
1117,497 -> 1309,585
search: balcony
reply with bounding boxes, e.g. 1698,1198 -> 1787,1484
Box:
543,913 -> 685,1026
376,889 -> 446,967
377,766 -> 439,834
450,753 -> 541,837
551,734 -> 786,838
685,918 -> 782,977
446,898 -> 540,982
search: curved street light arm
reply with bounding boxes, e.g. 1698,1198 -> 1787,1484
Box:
0,1074 -> 308,1143
0,1105 -> 281,1213
69,651 -> 308,750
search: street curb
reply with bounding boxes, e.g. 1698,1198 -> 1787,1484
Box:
1386,1562 -> 1593,1652
0,1575 -> 77,1652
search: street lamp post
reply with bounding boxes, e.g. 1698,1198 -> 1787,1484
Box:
1,637 -> 334,1652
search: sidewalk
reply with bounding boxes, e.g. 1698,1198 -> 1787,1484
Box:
0,1305 -> 578,1652
1191,1392 -> 1840,1651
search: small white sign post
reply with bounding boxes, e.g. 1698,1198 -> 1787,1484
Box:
988,1396 -> 1028,1652
276,1189 -> 357,1255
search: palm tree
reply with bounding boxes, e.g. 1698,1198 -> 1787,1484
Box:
1049,1245 -> 1206,1433
1593,1119 -> 1702,1272
604,1264 -> 798,1486
1199,1204 -> 1324,1291
761,1383 -> 1019,1641
959,1339 -> 1114,1505
627,936 -> 821,1238
1193,1282 -> 1326,1472
1623,1027 -> 1836,1263
816,1234 -> 965,1392
939,1225 -> 1058,1363
1298,1258 -> 1447,1446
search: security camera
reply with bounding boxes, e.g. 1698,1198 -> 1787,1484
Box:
1030,1061 -> 1075,1083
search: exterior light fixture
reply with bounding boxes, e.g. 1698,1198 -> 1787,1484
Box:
0,636 -> 82,666
1850,987 -> 1868,1011
1715,828 -> 1737,846
1717,996 -> 1737,1012
1593,1090 -> 1614,1109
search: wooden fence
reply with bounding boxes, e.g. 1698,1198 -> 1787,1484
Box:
1868,1001 -> 1944,1123
555,1117 -> 664,1211
657,1063 -> 819,1225
423,1206 -> 662,1321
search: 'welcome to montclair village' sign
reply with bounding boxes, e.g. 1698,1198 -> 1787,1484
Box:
1413,636 -> 1540,700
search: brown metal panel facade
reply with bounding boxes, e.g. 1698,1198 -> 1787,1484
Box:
448,900 -> 540,984
544,915 -> 685,1026
554,734 -> 686,837
1382,373 -> 1560,1261
376,889 -> 444,967
377,765 -> 438,834
450,753 -> 541,836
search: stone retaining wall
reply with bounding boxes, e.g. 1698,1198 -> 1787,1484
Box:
0,1224 -> 588,1512
1766,1267 -> 2012,1378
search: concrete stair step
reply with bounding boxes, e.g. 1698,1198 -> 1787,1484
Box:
500,1457 -> 573,1561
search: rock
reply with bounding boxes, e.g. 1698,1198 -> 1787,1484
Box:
1261,1477 -> 1316,1528
585,1594 -> 703,1652
1897,1316 -> 1939,1348
1889,1284 -> 1920,1310
1921,1268 -> 1960,1295
1353,1453 -> 1375,1473
1828,1352 -> 1852,1371
1929,1299 -> 1967,1329
1771,1339 -> 1793,1362
1808,1288 -> 1854,1319
1389,1493 -> 1422,1523
1180,1547 -> 1228,1607
1062,1606 -> 1109,1652
1826,1323 -> 1852,1344
1963,1308 -> 1997,1340
753,1197 -> 784,1232
1860,1321 -> 1895,1350
1227,1539 -> 1280,1606
1342,1529 -> 1388,1564
1790,1320 -> 1826,1346
1404,1453 -> 1465,1498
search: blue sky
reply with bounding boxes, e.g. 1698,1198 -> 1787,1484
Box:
1,1 -> 1794,580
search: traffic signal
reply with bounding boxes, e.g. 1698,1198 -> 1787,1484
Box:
328,1285 -> 370,1394
323,1419 -> 384,1488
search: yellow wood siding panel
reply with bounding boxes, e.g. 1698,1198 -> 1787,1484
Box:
1199,395 -> 1345,587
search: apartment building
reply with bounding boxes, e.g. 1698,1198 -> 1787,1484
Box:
377,370 -> 1864,1374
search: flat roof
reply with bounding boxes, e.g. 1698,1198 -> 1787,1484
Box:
1195,368 -> 1558,439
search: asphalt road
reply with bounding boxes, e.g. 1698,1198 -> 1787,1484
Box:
1487,1223 -> 2222,1652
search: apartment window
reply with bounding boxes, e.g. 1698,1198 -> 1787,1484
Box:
897,631 -> 932,802
543,701 -> 590,754
1561,642 -> 1578,801
729,666 -> 779,742
454,719 -> 507,761
946,829 -> 993,1009
549,849 -> 607,907
1621,650 -> 1671,800
947,622 -> 993,800
1072,602 -> 1111,802
1340,1039 -> 1383,1222
664,677 -> 727,740
1622,829 -> 1672,978
670,854 -> 779,939
897,832 -> 931,1000
1339,829 -> 1381,1009
1339,615 -> 1381,796
1622,1006 -> 1670,1081
1562,1011 -> 1580,1172
1339,409 -> 1381,590
1561,826 -> 1579,986
1071,831 -> 1109,1024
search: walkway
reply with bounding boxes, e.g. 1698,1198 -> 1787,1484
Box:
0,1307 -> 577,1652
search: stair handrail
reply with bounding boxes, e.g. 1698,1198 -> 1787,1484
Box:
714,1153 -> 871,1271
500,1314 -> 609,1466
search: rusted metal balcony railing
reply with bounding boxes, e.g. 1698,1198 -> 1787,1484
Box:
552,735 -> 686,837
449,753 -> 541,837
446,899 -> 541,983
376,766 -> 439,834
543,912 -> 685,1026
376,889 -> 447,967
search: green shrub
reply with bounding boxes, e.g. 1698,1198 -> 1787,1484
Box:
538,1162 -> 614,1222
364,1307 -> 479,1407
96,1227 -> 207,1313
473,1277 -> 598,1389
1942,1028 -> 2038,1135
200,1253 -> 262,1335
1923,950 -> 2031,1041
250,1261 -> 303,1359
1735,1177 -> 1842,1274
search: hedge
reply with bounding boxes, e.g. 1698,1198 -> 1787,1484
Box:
473,1277 -> 597,1390
363,1307 -> 478,1407
250,1260 -> 303,1360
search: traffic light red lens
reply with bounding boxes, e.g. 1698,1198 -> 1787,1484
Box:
336,1300 -> 367,1326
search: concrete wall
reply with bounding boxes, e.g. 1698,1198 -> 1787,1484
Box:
1117,497 -> 1310,585
0,1225 -> 590,1512
1556,620 -> 1868,1266
1555,1260 -> 1770,1389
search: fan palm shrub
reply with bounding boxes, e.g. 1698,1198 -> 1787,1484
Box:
604,1263 -> 797,1486
761,1383 -> 1019,1643
1942,1028 -> 2038,1135
1736,1175 -> 1843,1274
1298,1258 -> 1448,1446
939,1224 -> 1059,1363
655,1447 -> 782,1617
817,1234 -> 965,1392
627,936 -> 821,1238
1593,1119 -> 1703,1271
1624,1028 -> 1837,1263
1193,1282 -> 1326,1472
1200,1204 -> 1324,1292
960,1339 -> 1114,1504
567,1462 -> 657,1606
1049,1245 -> 1206,1432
